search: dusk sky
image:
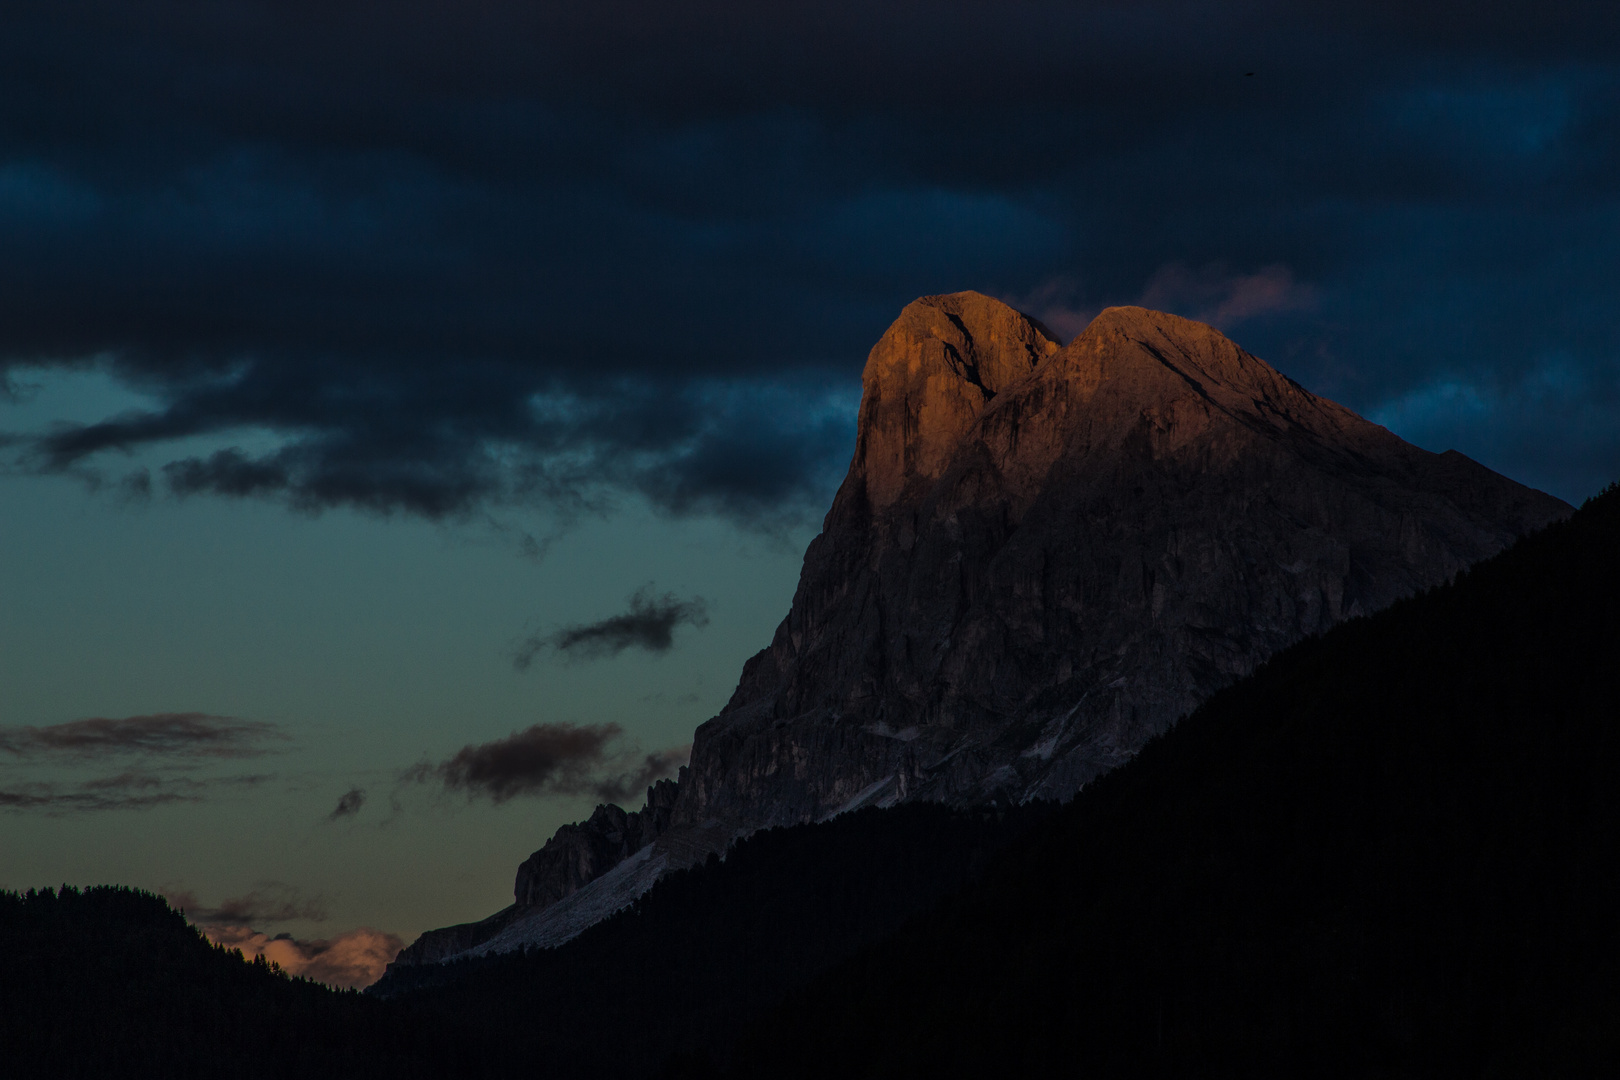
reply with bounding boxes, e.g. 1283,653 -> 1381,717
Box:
3,0 -> 1618,985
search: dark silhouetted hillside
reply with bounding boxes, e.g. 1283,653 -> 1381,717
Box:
378,801 -> 1053,1078
2,805 -> 1049,1078
0,885 -> 467,1079
713,484 -> 1620,1078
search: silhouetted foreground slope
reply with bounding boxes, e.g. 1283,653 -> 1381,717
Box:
0,886 -> 463,1079
0,806 -> 1048,1078
713,484 -> 1620,1079
377,802 -> 1053,1078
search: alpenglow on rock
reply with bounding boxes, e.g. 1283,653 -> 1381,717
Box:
388,292 -> 1570,971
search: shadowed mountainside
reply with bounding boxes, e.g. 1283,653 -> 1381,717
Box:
374,802 -> 1053,1078
0,886 -> 463,1079
2,805 -> 1051,1079
710,483 -> 1620,1078
398,292 -> 1569,968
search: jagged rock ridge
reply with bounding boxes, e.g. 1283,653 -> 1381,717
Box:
390,779 -> 678,967
391,292 -> 1569,970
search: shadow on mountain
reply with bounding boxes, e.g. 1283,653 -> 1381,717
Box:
709,483 -> 1620,1078
373,801 -> 1054,1077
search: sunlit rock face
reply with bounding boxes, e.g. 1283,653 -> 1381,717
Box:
673,295 -> 1569,826
390,293 -> 1570,969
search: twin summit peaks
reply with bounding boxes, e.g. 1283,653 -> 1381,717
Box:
392,291 -> 1567,969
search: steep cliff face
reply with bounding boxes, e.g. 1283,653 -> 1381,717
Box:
389,780 -> 678,968
671,296 -> 1568,829
514,779 -> 678,908
393,293 -> 1570,968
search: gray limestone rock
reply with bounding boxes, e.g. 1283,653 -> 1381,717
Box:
391,294 -> 1570,969
513,778 -> 678,907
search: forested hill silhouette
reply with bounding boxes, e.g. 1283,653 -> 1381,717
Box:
0,886 -> 465,1078
1,806 -> 1051,1078
709,483 -> 1620,1078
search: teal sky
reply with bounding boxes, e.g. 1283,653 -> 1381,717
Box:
0,368 -> 825,947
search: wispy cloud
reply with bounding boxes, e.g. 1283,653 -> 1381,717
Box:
404,722 -> 688,805
161,882 -> 327,925
2,1 -> 1618,511
0,713 -> 284,760
1001,278 -> 1098,345
0,771 -> 269,813
593,745 -> 692,805
1137,263 -> 1318,331
513,586 -> 709,669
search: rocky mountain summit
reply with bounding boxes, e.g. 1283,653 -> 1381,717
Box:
390,292 -> 1569,971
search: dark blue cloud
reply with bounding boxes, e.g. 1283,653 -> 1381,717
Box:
1,0 -> 1617,514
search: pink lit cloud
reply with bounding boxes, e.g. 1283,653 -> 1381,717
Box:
202,924 -> 404,990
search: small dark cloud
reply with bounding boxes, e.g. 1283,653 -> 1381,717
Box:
118,466 -> 152,500
160,882 -> 327,925
327,787 -> 365,820
406,722 -> 687,805
480,515 -> 559,563
410,722 -> 617,803
164,449 -> 290,499
514,586 -> 709,669
0,712 -> 283,759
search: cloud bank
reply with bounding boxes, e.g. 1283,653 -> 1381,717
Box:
2,0 -> 1618,507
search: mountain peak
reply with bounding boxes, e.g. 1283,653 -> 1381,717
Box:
1051,305 -> 1328,425
692,294 -> 1569,821
855,291 -> 1059,507
394,292 -> 1571,969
